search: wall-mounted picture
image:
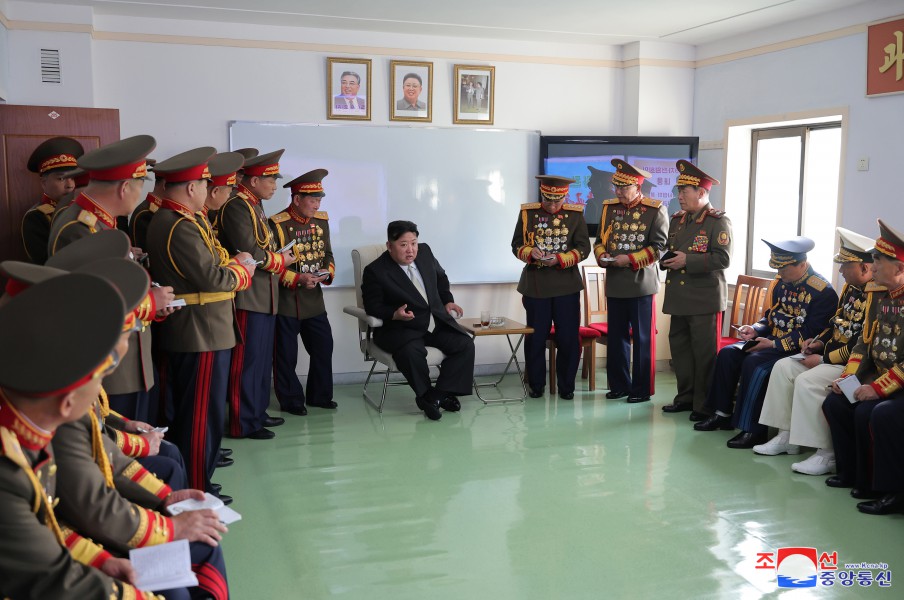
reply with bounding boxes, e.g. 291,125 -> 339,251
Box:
453,65 -> 495,125
390,60 -> 432,122
327,57 -> 372,121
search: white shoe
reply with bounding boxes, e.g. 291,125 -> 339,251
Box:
792,450 -> 837,475
752,431 -> 801,456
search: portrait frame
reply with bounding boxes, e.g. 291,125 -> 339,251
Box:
327,57 -> 372,121
390,60 -> 433,123
453,65 -> 495,125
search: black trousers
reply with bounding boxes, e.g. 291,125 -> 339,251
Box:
392,326 -> 475,400
607,295 -> 656,397
273,312 -> 334,409
523,292 -> 581,394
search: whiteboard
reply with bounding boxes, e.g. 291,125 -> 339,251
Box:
229,121 -> 540,286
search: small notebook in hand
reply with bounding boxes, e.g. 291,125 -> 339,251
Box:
659,250 -> 677,270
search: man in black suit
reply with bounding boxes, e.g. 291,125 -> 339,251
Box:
362,220 -> 475,420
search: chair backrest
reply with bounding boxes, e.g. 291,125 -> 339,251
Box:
581,264 -> 607,326
726,274 -> 773,338
351,244 -> 388,333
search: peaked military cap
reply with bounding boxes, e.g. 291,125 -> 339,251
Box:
152,147 -> 216,183
873,219 -> 904,262
27,137 -> 85,175
0,261 -> 66,304
45,229 -> 131,271
65,167 -> 90,188
0,274 -> 125,396
610,159 -> 651,187
73,257 -> 149,313
762,236 -> 815,269
242,149 -> 284,178
535,175 -> 575,201
234,148 -> 260,161
208,152 -> 246,187
675,160 -> 720,191
284,169 -> 328,197
834,227 -> 874,263
78,134 -> 156,181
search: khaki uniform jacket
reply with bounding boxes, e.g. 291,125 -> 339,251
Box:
147,200 -> 250,353
47,194 -> 154,395
0,406 -> 158,599
217,184 -> 285,315
269,208 -> 335,320
512,203 -> 591,298
843,283 -> 904,397
593,196 -> 668,298
53,402 -> 175,556
20,194 -> 56,265
662,203 -> 732,315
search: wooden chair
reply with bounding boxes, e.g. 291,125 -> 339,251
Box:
719,274 -> 774,350
581,265 -> 609,389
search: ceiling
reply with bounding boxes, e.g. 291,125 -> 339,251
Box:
35,0 -> 871,45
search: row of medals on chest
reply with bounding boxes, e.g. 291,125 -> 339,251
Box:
772,287 -> 812,330
872,314 -> 903,362
608,214 -> 647,251
832,295 -> 866,342
534,215 -> 569,252
290,225 -> 325,272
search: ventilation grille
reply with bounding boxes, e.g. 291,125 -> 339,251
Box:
41,49 -> 61,84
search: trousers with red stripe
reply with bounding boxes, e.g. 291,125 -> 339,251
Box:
228,309 -> 275,436
159,542 -> 230,600
606,294 -> 657,398
167,349 -> 229,493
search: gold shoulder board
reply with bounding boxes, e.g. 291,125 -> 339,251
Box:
77,210 -> 97,228
602,199 -> 620,205
270,212 -> 291,224
807,275 -> 828,291
521,202 -> 541,209
865,281 -> 888,293
563,204 -> 583,212
705,208 -> 725,219
671,210 -> 686,219
641,198 -> 663,209
314,211 -> 329,220
37,204 -> 55,216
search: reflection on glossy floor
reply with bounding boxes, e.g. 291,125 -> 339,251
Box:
217,371 -> 901,599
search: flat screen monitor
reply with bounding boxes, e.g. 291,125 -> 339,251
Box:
541,136 -> 699,237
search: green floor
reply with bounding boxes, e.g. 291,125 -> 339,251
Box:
215,371 -> 902,599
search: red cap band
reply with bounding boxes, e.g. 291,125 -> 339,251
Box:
244,163 -> 280,177
88,160 -> 148,182
210,172 -> 237,187
158,164 -> 211,184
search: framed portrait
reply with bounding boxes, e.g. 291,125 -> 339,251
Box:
390,60 -> 432,123
453,65 -> 495,125
327,57 -> 372,121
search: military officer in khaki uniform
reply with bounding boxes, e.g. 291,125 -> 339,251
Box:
21,136 -> 84,264
660,160 -> 732,419
147,148 -> 254,501
512,175 -> 591,400
270,169 -> 337,415
217,149 -> 297,439
824,219 -> 904,515
0,273 -> 164,599
47,136 -> 175,425
594,159 -> 669,403
128,158 -> 165,252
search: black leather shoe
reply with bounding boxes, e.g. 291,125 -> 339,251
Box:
307,400 -> 338,409
439,395 -> 461,412
283,405 -> 308,416
850,488 -> 883,500
218,494 -> 234,506
825,475 -> 853,488
210,483 -> 222,494
246,428 -> 275,440
627,396 -> 650,404
688,411 -> 707,422
415,396 -> 442,421
857,493 -> 904,515
216,456 -> 234,468
726,431 -> 766,449
219,448 -> 233,459
560,391 -> 574,400
528,386 -> 545,398
694,414 -> 733,431
263,415 -> 285,427
662,402 -> 692,413
606,391 -> 629,399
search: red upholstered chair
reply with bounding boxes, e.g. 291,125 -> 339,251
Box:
546,325 -> 601,394
718,275 -> 773,350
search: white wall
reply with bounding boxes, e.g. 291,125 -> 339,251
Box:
0,16 -> 8,101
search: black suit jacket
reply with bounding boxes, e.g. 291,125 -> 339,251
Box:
362,244 -> 466,353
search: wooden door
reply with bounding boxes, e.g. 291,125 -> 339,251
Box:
0,104 -> 120,267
